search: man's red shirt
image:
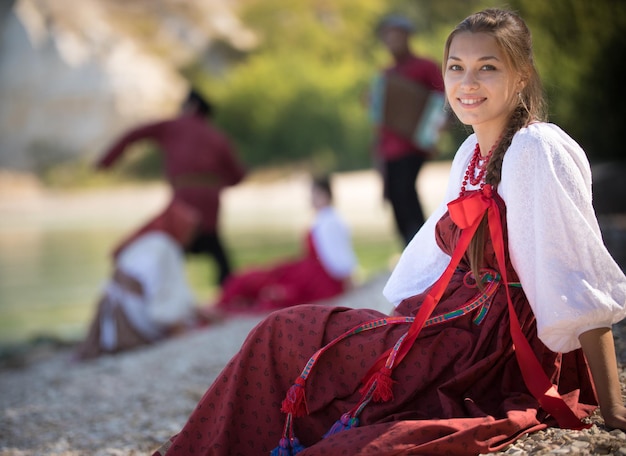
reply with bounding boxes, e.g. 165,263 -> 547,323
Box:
98,113 -> 246,232
377,53 -> 444,161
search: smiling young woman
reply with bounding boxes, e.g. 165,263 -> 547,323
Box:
151,9 -> 626,456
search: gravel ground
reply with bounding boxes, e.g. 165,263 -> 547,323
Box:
0,274 -> 625,456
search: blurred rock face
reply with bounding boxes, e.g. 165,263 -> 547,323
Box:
0,0 -> 255,172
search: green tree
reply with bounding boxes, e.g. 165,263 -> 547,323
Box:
189,0 -> 479,171
512,0 -> 626,162
187,0 -> 380,171
187,0 -> 625,173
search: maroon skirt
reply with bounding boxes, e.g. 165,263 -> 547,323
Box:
153,198 -> 597,455
153,276 -> 595,455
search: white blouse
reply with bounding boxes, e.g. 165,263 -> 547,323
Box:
311,206 -> 357,280
383,122 -> 626,353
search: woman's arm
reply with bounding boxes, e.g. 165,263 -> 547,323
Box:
578,327 -> 626,430
501,124 -> 626,353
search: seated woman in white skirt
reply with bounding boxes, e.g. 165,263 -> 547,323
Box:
74,200 -> 203,360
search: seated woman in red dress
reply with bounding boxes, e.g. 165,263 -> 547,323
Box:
152,9 -> 626,456
212,175 -> 357,314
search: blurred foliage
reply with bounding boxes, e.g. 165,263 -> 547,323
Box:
184,0 -> 476,173
511,0 -> 626,162
117,0 -> 625,179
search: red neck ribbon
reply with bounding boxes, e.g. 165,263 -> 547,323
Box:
364,185 -> 588,430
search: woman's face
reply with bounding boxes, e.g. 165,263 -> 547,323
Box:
311,185 -> 330,210
444,31 -> 522,136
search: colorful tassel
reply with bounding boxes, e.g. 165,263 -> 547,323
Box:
322,412 -> 360,438
359,367 -> 395,402
280,377 -> 307,417
270,437 -> 306,455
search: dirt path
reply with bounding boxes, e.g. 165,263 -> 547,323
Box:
0,275 -> 394,456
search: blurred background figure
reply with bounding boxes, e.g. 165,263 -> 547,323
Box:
74,201 -> 203,361
206,175 -> 357,314
95,89 -> 247,286
371,14 -> 445,246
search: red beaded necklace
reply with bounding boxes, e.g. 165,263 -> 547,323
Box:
460,140 -> 499,196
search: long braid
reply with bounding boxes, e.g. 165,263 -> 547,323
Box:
467,105 -> 531,283
486,105 -> 531,187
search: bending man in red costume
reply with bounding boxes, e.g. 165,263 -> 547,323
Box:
96,90 -> 246,286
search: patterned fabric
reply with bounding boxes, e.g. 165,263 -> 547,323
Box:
152,192 -> 597,456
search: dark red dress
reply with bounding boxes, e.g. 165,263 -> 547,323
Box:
153,194 -> 596,456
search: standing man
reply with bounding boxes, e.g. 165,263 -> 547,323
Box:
374,14 -> 445,245
96,89 -> 247,286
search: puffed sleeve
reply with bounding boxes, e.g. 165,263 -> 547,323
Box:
383,135 -> 477,306
312,207 -> 357,279
499,123 -> 626,353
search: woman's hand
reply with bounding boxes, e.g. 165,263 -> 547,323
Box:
601,403 -> 626,431
578,327 -> 626,431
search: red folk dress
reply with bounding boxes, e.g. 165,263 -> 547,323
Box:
153,191 -> 597,456
215,232 -> 347,313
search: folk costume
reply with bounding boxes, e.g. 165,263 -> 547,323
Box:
75,202 -> 201,360
98,112 -> 246,284
153,123 -> 626,455
215,206 -> 356,313
376,52 -> 445,245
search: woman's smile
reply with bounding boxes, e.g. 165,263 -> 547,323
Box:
458,97 -> 485,107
